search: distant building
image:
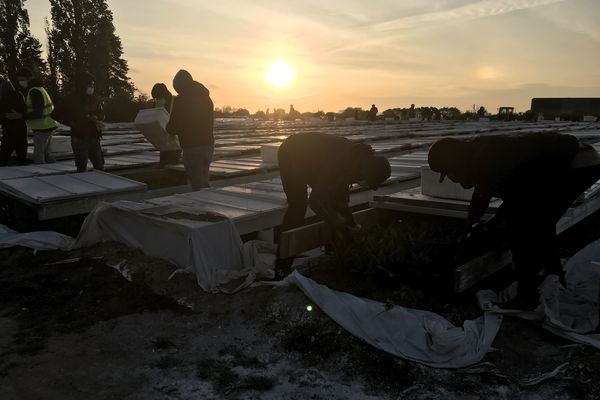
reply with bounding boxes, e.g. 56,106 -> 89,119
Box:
531,98 -> 600,121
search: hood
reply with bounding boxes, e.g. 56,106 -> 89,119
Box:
173,69 -> 209,96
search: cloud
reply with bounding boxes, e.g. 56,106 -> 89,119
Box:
372,0 -> 569,31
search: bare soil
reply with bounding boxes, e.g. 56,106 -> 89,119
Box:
1,211 -> 600,399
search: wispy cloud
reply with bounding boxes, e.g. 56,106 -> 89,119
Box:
372,0 -> 569,31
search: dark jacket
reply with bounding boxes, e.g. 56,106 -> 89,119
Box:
57,91 -> 104,140
0,84 -> 27,133
166,70 -> 214,149
466,132 -> 581,223
278,132 -> 374,207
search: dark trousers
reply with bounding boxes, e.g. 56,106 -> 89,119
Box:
159,150 -> 182,167
71,135 -> 104,172
278,160 -> 354,267
504,164 -> 600,290
0,126 -> 28,166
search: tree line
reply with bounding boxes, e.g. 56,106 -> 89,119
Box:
0,1 -> 532,123
0,0 -> 139,121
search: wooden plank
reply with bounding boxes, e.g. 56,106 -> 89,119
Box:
454,194 -> 600,292
279,208 -> 379,259
454,250 -> 512,293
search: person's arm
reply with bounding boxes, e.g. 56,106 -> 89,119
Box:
309,172 -> 354,234
466,187 -> 491,229
165,98 -> 179,135
94,101 -> 105,122
24,88 -> 45,119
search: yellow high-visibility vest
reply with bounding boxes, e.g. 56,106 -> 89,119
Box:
25,87 -> 58,130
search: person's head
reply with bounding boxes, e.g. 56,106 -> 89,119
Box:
173,69 -> 194,94
15,67 -> 34,89
427,138 -> 474,189
357,155 -> 391,189
151,83 -> 171,100
76,71 -> 96,95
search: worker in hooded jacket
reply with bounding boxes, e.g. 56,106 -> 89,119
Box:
166,70 -> 214,190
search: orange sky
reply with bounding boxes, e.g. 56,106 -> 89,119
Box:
28,0 -> 600,113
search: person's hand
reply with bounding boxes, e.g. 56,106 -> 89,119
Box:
5,111 -> 22,120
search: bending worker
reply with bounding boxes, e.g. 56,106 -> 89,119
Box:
428,132 -> 600,305
277,132 -> 391,265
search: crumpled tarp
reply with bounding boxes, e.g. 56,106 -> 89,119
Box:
478,239 -> 600,349
74,201 -> 276,293
285,271 -> 503,368
0,224 -> 74,251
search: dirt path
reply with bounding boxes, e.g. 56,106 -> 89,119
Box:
0,240 -> 599,399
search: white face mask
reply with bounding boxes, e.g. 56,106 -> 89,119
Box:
85,86 -> 94,95
18,80 -> 28,88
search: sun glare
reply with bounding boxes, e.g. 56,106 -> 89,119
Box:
264,60 -> 294,89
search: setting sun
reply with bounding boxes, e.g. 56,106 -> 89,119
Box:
264,60 -> 294,89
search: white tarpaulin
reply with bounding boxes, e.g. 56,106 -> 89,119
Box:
285,271 -> 503,368
478,239 -> 600,349
0,224 -> 74,251
74,201 -> 275,293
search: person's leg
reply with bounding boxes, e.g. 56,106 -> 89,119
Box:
159,150 -> 181,167
182,147 -> 210,191
44,129 -> 55,163
276,158 -> 309,271
197,145 -> 213,188
88,137 -> 105,171
14,127 -> 28,165
70,136 -> 89,172
32,131 -> 46,164
0,132 -> 15,166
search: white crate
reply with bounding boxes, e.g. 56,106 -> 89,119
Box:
134,108 -> 180,151
421,165 -> 473,201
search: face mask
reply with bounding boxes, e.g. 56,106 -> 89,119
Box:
18,80 -> 28,88
86,86 -> 94,95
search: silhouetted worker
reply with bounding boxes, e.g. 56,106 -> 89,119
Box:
368,104 -> 378,122
166,70 -> 214,190
59,72 -> 105,172
428,132 -> 600,305
151,83 -> 182,166
16,67 -> 58,164
0,78 -> 28,166
277,132 -> 391,262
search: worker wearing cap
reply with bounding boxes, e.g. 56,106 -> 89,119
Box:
277,132 -> 391,265
151,83 -> 182,167
428,132 -> 600,304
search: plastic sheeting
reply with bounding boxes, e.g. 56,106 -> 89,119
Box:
74,201 -> 275,293
285,271 -> 503,368
0,224 -> 74,251
478,239 -> 600,349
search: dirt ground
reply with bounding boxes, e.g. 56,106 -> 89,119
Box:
1,215 -> 600,399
